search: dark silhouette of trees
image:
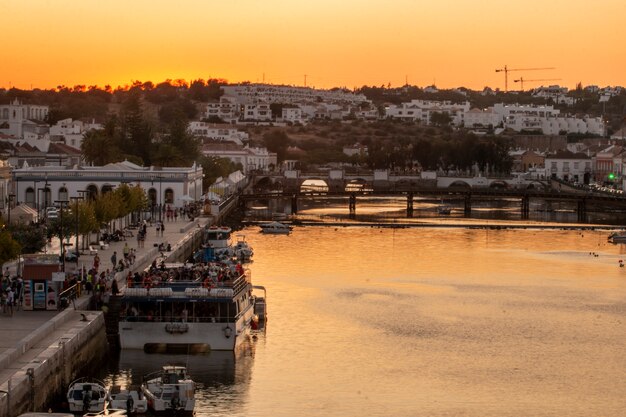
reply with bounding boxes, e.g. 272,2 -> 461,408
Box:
263,130 -> 291,162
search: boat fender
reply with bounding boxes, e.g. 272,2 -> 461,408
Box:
223,326 -> 232,338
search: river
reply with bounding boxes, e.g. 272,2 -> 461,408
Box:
98,200 -> 626,417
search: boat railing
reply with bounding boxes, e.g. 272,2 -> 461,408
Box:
125,272 -> 251,295
123,315 -> 239,323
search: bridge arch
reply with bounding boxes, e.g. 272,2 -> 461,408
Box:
525,181 -> 546,190
345,178 -> 373,192
300,179 -> 329,193
489,180 -> 509,189
448,180 -> 471,189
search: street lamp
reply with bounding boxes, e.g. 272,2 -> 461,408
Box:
55,200 -> 69,272
7,194 -> 14,224
76,190 -> 89,253
70,196 -> 83,259
151,176 -> 164,223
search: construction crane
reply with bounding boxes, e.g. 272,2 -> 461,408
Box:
513,77 -> 561,91
495,65 -> 555,92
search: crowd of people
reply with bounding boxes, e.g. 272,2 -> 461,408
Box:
1,268 -> 23,316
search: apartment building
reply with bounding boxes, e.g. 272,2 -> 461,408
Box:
188,122 -> 249,145
222,84 -> 368,106
385,100 -> 471,126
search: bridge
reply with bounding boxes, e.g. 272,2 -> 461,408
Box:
240,184 -> 626,222
252,169 -> 549,194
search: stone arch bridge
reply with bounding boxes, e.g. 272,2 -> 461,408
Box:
252,169 -> 548,193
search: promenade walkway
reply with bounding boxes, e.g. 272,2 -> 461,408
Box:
0,214 -> 212,390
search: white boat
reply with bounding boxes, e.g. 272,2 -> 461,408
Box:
196,226 -> 253,262
608,232 -> 626,243
204,225 -> 233,249
66,378 -> 108,413
108,386 -> 148,414
119,261 -> 264,351
233,234 -> 254,260
141,366 -> 195,414
259,221 -> 292,234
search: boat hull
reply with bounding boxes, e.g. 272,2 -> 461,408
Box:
119,310 -> 254,351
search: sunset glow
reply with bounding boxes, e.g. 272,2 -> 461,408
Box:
2,0 -> 625,90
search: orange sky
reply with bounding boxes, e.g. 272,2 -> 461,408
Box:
1,0 -> 625,91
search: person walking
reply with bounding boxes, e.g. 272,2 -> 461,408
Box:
111,251 -> 117,268
6,287 -> 14,316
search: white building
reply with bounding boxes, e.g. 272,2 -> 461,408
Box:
544,150 -> 592,182
491,103 -> 605,136
532,85 -> 574,105
0,100 -> 49,138
343,144 -> 368,157
242,102 -> 272,122
188,122 -> 249,145
385,100 -> 471,126
10,161 -> 204,210
49,118 -> 103,150
464,108 -> 503,128
201,143 -> 277,173
204,97 -> 240,124
281,107 -> 305,124
541,116 -> 605,136
221,84 -> 368,106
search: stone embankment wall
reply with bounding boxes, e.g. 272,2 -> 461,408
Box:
0,311 -> 107,417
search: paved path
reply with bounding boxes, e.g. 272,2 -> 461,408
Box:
0,214 -> 212,389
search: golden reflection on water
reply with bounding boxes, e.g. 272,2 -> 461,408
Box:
239,226 -> 626,417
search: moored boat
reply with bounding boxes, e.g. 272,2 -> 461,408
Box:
259,221 -> 292,234
141,366 -> 195,414
119,261 -> 263,351
608,232 -> 626,243
66,378 -> 108,413
233,234 -> 254,261
108,386 -> 147,414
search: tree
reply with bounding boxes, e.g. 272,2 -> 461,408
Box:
119,91 -> 154,165
430,112 -> 453,127
81,130 -> 121,165
199,156 -> 243,187
263,130 -> 291,162
0,224 -> 22,267
10,224 -> 46,254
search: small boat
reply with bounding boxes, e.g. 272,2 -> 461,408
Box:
141,366 -> 195,414
437,201 -> 452,215
259,221 -> 292,234
108,386 -> 148,414
233,235 -> 254,260
608,232 -> 626,243
66,377 -> 108,413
